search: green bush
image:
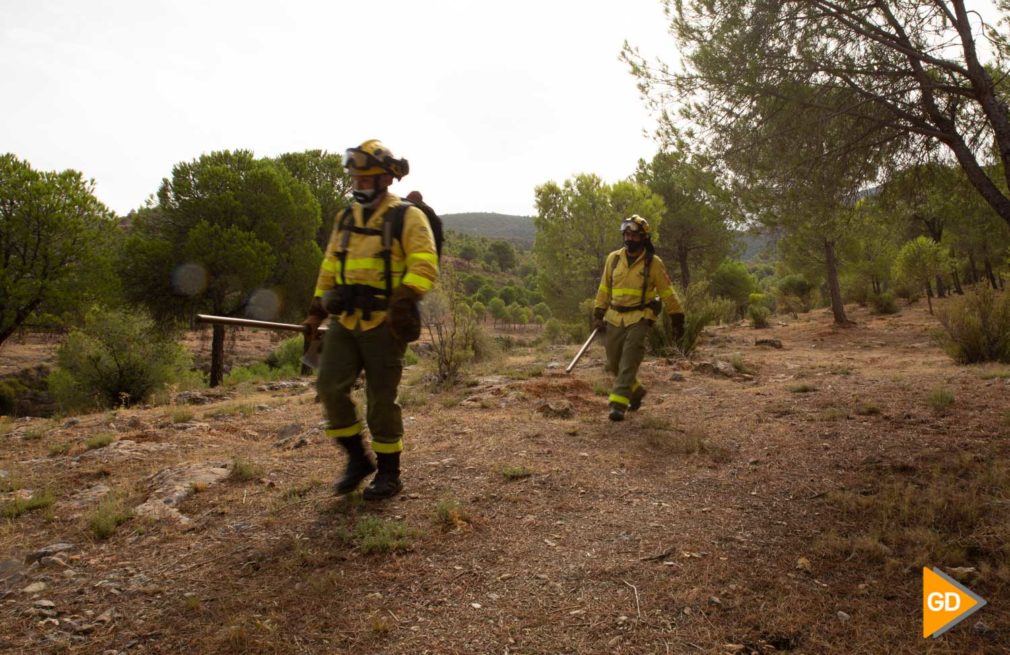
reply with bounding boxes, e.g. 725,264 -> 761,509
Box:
749,305 -> 771,328
0,379 -> 27,415
224,362 -> 297,386
748,292 -> 775,312
937,285 -> 1010,363
543,318 -> 567,344
775,274 -> 816,313
265,336 -> 304,371
710,260 -> 757,317
649,283 -> 727,356
869,291 -> 899,315
48,307 -> 194,412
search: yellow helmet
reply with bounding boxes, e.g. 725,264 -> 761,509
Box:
343,139 -> 409,179
620,214 -> 651,236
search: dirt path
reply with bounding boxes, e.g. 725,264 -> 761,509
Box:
1,299 -> 1008,654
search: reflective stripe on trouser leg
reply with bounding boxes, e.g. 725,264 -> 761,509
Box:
611,320 -> 649,408
317,321 -> 363,433
359,321 -> 407,454
326,423 -> 362,439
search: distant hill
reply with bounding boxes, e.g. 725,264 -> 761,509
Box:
441,213 -> 535,248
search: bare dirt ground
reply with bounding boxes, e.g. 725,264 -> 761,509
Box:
2,298 -> 1009,654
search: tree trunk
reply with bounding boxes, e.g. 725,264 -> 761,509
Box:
985,257 -> 998,290
968,253 -> 979,284
951,266 -> 963,295
823,239 -> 848,324
677,246 -> 691,289
210,324 -> 225,388
924,279 -> 934,314
935,274 -> 946,298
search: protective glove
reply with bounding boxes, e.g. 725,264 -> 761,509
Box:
592,307 -> 607,333
389,285 -> 422,344
669,312 -> 685,343
303,297 -> 328,339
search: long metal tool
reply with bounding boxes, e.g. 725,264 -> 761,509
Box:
565,328 -> 600,373
195,313 -> 328,373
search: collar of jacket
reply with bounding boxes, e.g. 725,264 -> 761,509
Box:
621,248 -> 646,264
352,193 -> 401,226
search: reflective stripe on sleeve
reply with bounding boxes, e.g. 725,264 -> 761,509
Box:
402,272 -> 434,291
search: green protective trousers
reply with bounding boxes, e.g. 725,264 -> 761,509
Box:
317,320 -> 407,454
604,319 -> 649,408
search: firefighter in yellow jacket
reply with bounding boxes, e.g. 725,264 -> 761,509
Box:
593,215 -> 684,422
303,139 -> 438,500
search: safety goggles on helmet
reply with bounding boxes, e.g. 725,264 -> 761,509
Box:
620,215 -> 650,235
343,147 -> 409,179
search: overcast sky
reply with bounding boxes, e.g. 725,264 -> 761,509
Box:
1,0 -> 678,217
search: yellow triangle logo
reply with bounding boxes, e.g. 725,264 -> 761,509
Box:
923,567 -> 986,638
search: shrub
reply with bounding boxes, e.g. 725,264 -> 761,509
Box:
709,260 -> 757,317
434,497 -> 469,530
48,307 -> 194,412
89,496 -> 132,539
543,318 -> 568,344
265,336 -> 304,371
651,283 -> 733,356
749,305 -> 771,328
775,274 -> 816,313
1,489 -> 55,519
928,387 -> 955,412
502,465 -> 533,480
748,292 -> 775,312
869,291 -> 899,315
936,285 -> 1010,363
422,267 -> 492,386
355,516 -> 413,554
230,457 -> 263,481
85,433 -> 114,450
0,379 -> 27,416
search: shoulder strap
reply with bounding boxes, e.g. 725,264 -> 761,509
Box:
381,206 -> 401,298
641,252 -> 653,307
337,208 -> 352,288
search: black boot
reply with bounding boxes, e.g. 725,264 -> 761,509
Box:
333,435 -> 376,495
629,387 -> 647,411
363,452 -> 403,500
608,403 -> 626,422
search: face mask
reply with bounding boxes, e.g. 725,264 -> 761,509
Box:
352,188 -> 378,204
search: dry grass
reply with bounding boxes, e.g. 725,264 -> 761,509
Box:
501,465 -> 533,481
1,489 -> 55,519
433,497 -> 469,530
229,457 -> 263,482
88,495 -> 132,539
0,299 -> 1007,654
85,432 -> 114,450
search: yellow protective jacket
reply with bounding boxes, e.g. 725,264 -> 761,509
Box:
594,248 -> 683,327
314,193 -> 438,331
